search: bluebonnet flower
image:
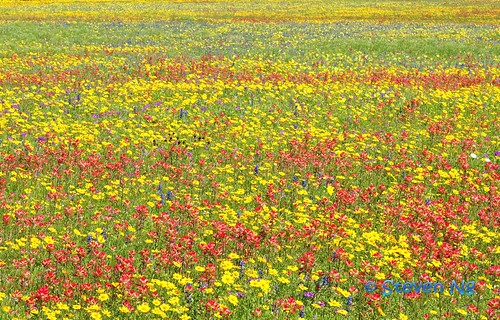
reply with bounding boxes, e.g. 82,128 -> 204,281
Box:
299,309 -> 305,318
332,251 -> 338,261
157,183 -> 162,193
185,291 -> 193,303
321,276 -> 329,287
166,190 -> 172,201
301,180 -> 307,187
87,235 -> 93,244
425,198 -> 431,206
239,260 -> 245,279
254,164 -> 259,175
179,108 -> 188,118
346,296 -> 353,311
102,228 -> 108,240
160,193 -> 165,206
293,175 -> 298,183
258,269 -> 263,278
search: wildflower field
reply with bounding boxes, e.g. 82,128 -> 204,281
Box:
0,0 -> 499,319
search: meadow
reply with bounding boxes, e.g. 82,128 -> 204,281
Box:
0,0 -> 499,319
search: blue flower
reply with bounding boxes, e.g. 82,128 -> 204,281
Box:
179,108 -> 188,118
321,276 -> 329,287
332,251 -> 338,261
346,296 -> 353,311
254,164 -> 259,175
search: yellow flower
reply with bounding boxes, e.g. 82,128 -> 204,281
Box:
377,307 -> 386,316
44,236 -> 55,244
337,309 -> 348,315
278,277 -> 290,284
327,185 -> 334,195
137,302 -> 150,313
195,266 -> 206,272
228,295 -> 238,306
457,309 -> 467,315
375,272 -> 385,280
400,313 -> 409,320
160,303 -> 170,312
56,303 -> 69,310
220,260 -> 234,270
328,300 -> 341,308
173,273 -> 183,281
90,312 -> 102,320
336,287 -> 351,298
98,293 -> 109,302
168,296 -> 180,306
205,288 -> 214,294
222,271 -> 236,285
152,307 -> 166,318
228,252 -> 240,259
152,299 -> 161,306
249,279 -> 271,294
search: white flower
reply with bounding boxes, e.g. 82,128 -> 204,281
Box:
470,153 -> 477,159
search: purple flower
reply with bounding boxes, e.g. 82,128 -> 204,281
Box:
304,291 -> 314,298
495,151 -> 500,157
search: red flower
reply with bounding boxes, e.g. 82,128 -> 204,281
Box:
297,251 -> 315,273
253,308 -> 262,317
488,298 -> 499,309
